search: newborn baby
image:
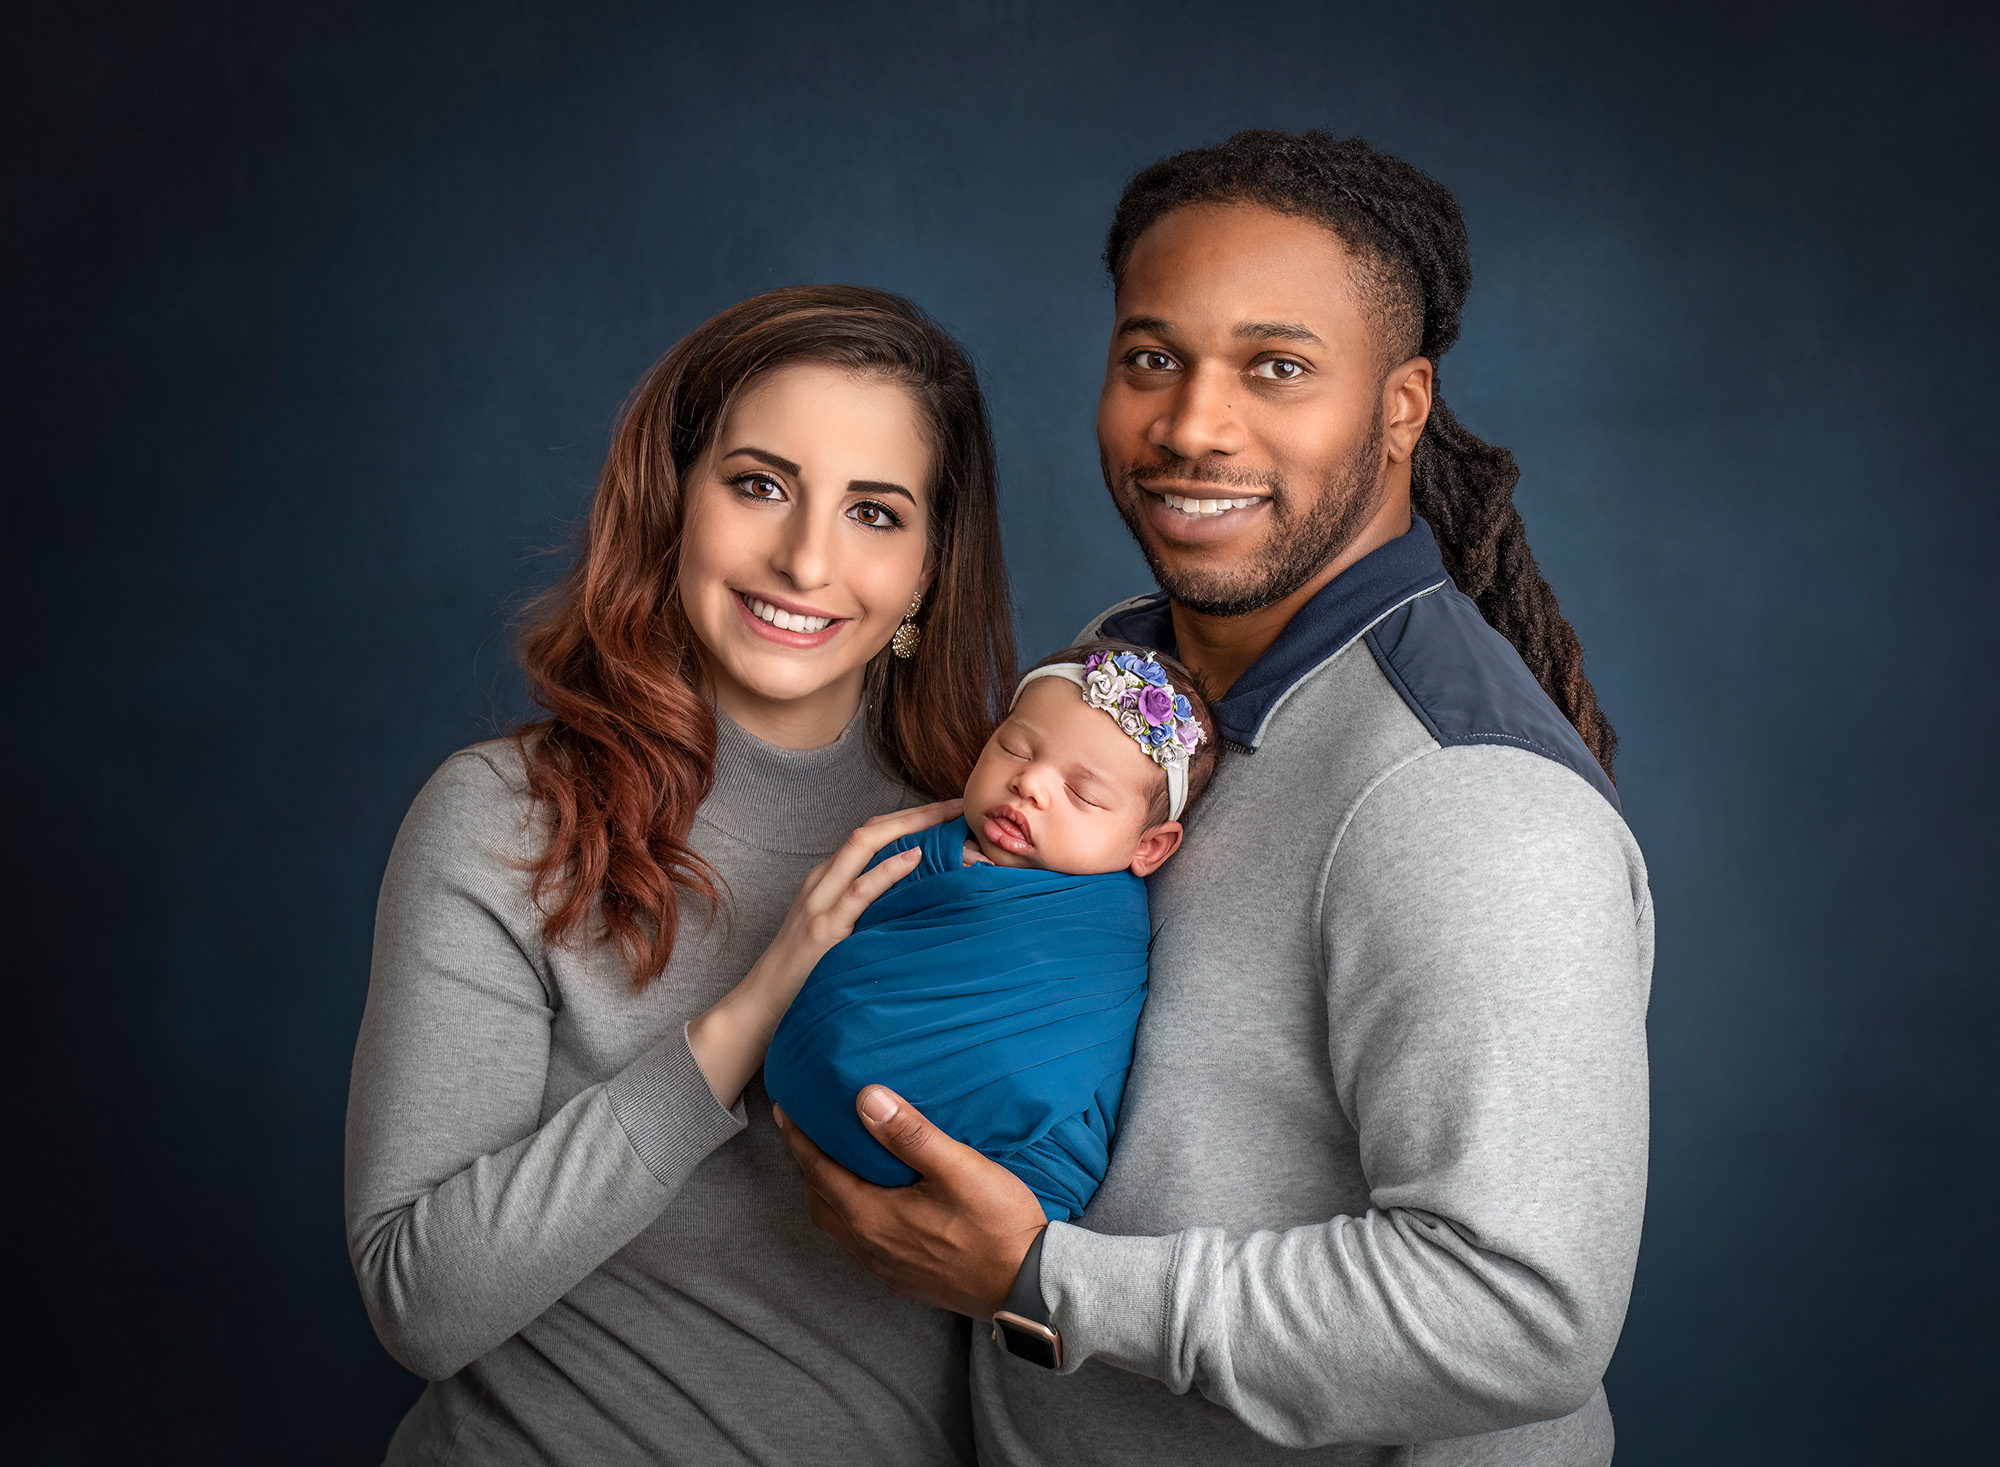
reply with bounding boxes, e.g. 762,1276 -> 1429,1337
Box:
764,641 -> 1218,1221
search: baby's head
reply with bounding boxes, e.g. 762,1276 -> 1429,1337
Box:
963,640 -> 1220,877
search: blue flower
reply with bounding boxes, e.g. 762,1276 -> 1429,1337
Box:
1111,652 -> 1143,676
1171,694 -> 1192,722
1136,659 -> 1169,687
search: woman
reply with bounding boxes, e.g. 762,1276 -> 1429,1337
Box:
344,285 -> 1015,1464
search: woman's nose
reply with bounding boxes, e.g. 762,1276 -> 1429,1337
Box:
769,502 -> 833,590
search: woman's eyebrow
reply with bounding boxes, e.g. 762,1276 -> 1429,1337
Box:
847,479 -> 915,504
722,446 -> 801,474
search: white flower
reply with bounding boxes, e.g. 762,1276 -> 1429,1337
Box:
1084,666 -> 1125,710
1118,709 -> 1146,738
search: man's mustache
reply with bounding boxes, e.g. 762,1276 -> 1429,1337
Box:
1116,455 -> 1281,493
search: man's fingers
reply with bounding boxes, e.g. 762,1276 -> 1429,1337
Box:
775,1106 -> 876,1213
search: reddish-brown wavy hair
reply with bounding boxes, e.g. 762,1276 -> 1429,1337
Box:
514,285 -> 1015,986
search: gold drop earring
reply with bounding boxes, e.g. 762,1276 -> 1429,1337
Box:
891,591 -> 924,659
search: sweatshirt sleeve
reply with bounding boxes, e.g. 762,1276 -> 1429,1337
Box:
1037,747 -> 1654,1446
342,751 -> 748,1380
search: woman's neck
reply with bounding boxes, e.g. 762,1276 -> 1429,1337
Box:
708,662 -> 868,750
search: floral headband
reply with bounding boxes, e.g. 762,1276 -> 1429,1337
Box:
1014,649 -> 1207,821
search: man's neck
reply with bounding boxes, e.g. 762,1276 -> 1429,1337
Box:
1169,495 -> 1413,699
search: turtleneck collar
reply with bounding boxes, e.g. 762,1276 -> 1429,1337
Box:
699,706 -> 913,854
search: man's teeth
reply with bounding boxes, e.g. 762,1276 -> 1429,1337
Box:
1161,493 -> 1261,516
746,596 -> 833,634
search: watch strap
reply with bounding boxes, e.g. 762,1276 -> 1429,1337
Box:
1004,1227 -> 1051,1325
992,1226 -> 1060,1369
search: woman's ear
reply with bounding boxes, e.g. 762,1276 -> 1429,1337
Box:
1128,821 -> 1183,878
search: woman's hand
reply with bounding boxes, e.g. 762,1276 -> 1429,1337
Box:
688,798 -> 962,1109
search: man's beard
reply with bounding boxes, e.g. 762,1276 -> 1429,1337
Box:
1106,410 -> 1389,618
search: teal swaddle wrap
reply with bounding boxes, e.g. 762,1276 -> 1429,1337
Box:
763,817 -> 1149,1221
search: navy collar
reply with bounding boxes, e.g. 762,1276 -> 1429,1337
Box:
1100,517 -> 1451,749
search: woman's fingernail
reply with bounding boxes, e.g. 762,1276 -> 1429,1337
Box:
859,1086 -> 899,1123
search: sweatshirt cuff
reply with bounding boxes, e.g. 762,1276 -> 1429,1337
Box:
1039,1221 -> 1183,1377
604,1022 -> 748,1186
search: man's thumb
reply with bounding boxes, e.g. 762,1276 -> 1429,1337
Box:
856,1085 -> 945,1170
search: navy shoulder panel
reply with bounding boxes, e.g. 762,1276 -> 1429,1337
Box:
1365,585 -> 1620,814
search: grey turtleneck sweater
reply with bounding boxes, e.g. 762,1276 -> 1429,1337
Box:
343,714 -> 969,1465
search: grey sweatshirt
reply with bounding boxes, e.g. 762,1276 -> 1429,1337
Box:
973,522 -> 1653,1466
343,714 -> 970,1465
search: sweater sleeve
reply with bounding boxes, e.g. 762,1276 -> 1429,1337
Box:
342,751 -> 748,1380
1037,747 -> 1654,1446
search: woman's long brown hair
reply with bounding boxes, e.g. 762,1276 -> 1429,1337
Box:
514,285 -> 1015,986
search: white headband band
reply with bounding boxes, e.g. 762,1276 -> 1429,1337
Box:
1013,662 -> 1192,822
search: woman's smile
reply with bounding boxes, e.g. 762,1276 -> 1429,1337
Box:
733,589 -> 847,646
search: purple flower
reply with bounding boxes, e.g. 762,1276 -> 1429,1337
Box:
1177,719 -> 1202,749
1139,685 -> 1175,725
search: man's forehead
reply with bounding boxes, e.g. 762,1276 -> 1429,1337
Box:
1112,202 -> 1364,345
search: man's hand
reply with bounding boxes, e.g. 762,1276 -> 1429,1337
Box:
775,1085 -> 1048,1318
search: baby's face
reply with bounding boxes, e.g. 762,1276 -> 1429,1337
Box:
963,677 -> 1182,877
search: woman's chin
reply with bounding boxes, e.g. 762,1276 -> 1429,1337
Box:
708,645 -> 873,726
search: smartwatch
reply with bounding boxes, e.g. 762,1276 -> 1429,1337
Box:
991,1228 -> 1061,1370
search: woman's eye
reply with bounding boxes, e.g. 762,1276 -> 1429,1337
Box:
848,500 -> 904,530
735,473 -> 785,501
1253,358 -> 1307,381
1129,349 -> 1178,372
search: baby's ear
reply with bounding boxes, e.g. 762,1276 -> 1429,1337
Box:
1128,821 -> 1183,878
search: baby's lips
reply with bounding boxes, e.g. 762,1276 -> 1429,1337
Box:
981,807 -> 1034,852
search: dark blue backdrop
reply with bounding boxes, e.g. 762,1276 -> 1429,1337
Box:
6,2 -> 1994,1461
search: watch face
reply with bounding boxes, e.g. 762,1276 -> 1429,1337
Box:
993,1312 -> 1061,1370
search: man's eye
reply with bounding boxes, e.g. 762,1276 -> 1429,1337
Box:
1129,350 -> 1178,372
1252,358 -> 1307,381
848,500 -> 904,530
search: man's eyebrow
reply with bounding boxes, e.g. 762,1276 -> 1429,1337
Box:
1115,314 -> 1179,340
1234,320 -> 1325,346
721,446 -> 801,475
847,479 -> 915,504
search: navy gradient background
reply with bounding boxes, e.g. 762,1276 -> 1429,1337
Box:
5,2 -> 1995,1461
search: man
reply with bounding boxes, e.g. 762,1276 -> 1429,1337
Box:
776,130 -> 1653,1466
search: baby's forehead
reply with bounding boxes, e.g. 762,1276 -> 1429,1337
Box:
1002,683 -> 1165,792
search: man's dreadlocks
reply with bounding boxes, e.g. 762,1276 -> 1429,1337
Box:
1106,129 -> 1618,777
